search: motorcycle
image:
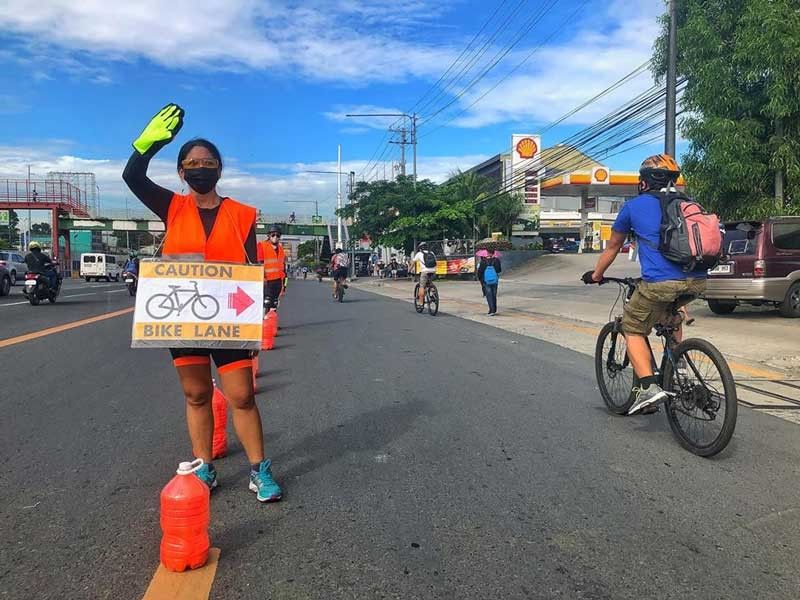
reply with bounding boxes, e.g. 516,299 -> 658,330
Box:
23,268 -> 62,305
123,271 -> 138,296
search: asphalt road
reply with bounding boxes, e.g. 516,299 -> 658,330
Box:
1,279 -> 799,599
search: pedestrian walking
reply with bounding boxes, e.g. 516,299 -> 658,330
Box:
477,248 -> 501,316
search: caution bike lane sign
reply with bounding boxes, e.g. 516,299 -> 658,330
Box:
131,261 -> 264,349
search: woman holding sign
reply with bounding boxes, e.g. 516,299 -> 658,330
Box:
122,104 -> 282,503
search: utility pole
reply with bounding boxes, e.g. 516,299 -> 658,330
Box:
389,125 -> 407,177
412,113 -> 417,188
345,112 -> 418,186
775,118 -> 785,210
337,145 -> 342,248
665,0 -> 678,157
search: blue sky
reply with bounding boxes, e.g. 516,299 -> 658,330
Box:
0,0 -> 671,217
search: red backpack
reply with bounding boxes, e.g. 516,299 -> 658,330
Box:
649,191 -> 723,272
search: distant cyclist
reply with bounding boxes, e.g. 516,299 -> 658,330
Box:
330,247 -> 349,298
583,154 -> 707,415
412,242 -> 437,306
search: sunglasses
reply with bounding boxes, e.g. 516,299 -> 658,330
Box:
269,233 -> 281,239
181,158 -> 220,169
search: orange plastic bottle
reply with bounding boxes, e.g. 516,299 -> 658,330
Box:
211,381 -> 227,459
160,459 -> 211,572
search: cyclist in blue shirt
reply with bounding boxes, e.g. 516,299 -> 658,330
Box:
585,154 -> 707,415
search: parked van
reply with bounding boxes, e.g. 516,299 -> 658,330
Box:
80,253 -> 122,282
704,217 -> 800,317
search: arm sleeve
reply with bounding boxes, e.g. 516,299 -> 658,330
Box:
494,258 -> 502,274
244,224 -> 257,264
612,203 -> 631,234
122,150 -> 174,222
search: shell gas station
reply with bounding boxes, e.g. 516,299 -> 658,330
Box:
465,134 -> 678,251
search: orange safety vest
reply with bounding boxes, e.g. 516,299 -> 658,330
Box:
162,194 -> 256,263
260,241 -> 286,281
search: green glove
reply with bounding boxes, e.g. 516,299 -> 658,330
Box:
132,103 -> 185,155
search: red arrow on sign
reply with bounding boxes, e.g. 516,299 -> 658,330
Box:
228,286 -> 255,316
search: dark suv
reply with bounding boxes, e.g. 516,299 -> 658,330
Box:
704,217 -> 800,317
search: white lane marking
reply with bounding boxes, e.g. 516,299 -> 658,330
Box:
0,287 -> 130,306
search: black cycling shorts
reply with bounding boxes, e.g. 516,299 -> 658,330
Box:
170,348 -> 253,374
264,279 -> 283,309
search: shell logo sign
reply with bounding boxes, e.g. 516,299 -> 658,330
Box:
592,166 -> 610,185
515,137 -> 538,159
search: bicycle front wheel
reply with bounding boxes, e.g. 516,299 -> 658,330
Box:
594,320 -> 634,415
413,284 -> 423,313
427,285 -> 439,316
146,293 -> 175,320
663,338 -> 737,457
192,295 -> 220,320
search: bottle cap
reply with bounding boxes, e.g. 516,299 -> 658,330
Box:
176,458 -> 204,475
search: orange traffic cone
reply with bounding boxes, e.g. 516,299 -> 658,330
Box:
211,381 -> 227,460
262,310 -> 277,350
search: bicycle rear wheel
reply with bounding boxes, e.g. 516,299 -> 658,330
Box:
594,320 -> 634,414
427,285 -> 439,316
663,338 -> 737,457
413,284 -> 424,313
336,284 -> 344,302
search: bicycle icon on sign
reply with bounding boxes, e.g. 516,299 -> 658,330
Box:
145,281 -> 220,320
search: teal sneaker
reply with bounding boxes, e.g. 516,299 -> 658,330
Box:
249,459 -> 282,502
195,463 -> 218,491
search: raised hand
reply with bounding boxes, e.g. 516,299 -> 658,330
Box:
132,103 -> 185,155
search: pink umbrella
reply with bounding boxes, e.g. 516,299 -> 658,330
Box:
476,248 -> 502,258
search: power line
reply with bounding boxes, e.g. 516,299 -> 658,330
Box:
419,0 -> 597,139
415,0 -> 530,118
408,0 -> 512,115
419,0 -> 562,126
474,81 -> 687,206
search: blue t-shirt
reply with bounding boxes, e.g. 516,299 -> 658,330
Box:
613,193 -> 707,283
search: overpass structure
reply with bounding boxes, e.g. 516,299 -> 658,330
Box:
57,216 -> 331,237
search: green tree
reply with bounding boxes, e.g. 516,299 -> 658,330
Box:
297,239 -> 317,259
483,192 -> 523,238
653,0 -> 800,218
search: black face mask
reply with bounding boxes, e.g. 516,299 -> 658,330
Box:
183,168 -> 220,195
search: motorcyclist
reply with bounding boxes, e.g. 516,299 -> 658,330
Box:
123,251 -> 140,275
24,242 -> 59,291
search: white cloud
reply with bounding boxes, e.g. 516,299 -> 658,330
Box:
0,0 -> 456,84
0,145 -> 489,219
0,94 -> 28,114
424,2 -> 666,130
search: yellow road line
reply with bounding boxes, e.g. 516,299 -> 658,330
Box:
0,307 -> 134,349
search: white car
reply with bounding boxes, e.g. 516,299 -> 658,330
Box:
0,250 -> 27,285
80,253 -> 122,282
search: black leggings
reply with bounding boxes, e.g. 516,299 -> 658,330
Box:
264,279 -> 283,310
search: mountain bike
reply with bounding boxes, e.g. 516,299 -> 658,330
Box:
589,276 -> 737,457
414,275 -> 439,316
333,277 -> 345,302
145,281 -> 219,320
